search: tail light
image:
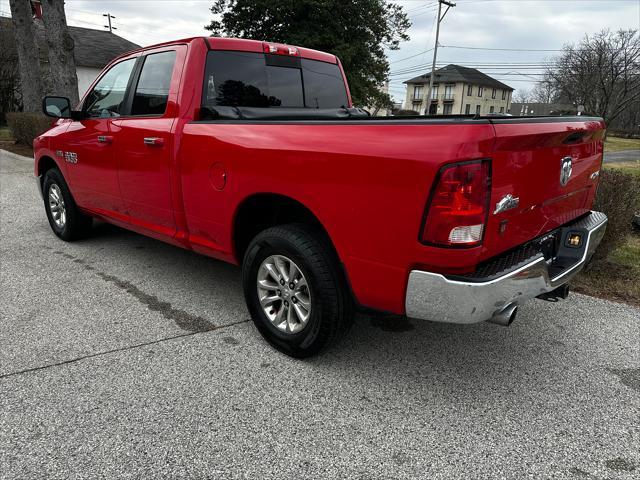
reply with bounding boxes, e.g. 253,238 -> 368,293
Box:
420,159 -> 491,247
262,42 -> 300,56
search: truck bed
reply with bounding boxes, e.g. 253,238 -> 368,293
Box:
180,114 -> 605,313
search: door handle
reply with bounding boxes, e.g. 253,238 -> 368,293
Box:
143,137 -> 164,147
97,135 -> 113,144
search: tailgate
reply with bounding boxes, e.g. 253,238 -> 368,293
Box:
484,117 -> 606,257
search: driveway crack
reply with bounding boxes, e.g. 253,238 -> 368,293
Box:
0,319 -> 250,381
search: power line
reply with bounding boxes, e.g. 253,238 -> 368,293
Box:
389,48 -> 435,64
441,44 -> 565,52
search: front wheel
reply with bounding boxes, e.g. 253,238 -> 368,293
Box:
42,168 -> 92,241
242,224 -> 353,358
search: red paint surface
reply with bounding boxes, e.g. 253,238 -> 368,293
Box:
34,37 -> 606,315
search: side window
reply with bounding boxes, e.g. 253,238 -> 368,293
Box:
131,51 -> 177,116
300,58 -> 348,108
84,58 -> 136,118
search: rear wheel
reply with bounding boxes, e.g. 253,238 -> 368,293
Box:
42,168 -> 92,241
242,224 -> 353,358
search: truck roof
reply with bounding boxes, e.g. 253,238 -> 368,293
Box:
116,36 -> 338,64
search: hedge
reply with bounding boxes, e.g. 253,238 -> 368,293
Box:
590,168 -> 640,265
6,112 -> 54,146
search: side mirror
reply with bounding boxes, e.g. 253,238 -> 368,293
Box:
43,96 -> 71,118
42,96 -> 82,119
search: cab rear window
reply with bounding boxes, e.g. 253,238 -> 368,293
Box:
202,51 -> 348,110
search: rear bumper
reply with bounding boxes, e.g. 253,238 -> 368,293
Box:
405,211 -> 608,324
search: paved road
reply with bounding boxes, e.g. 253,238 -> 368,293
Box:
603,149 -> 639,163
1,149 -> 639,479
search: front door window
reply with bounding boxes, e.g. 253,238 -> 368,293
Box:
84,58 -> 136,118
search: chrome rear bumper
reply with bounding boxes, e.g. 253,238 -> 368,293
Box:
405,211 -> 608,324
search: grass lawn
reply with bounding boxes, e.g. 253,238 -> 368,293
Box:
604,160 -> 640,177
0,127 -> 13,141
605,135 -> 640,153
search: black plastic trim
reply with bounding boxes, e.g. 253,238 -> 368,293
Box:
190,116 -> 491,125
120,56 -> 145,117
489,115 -> 602,124
189,114 -> 603,126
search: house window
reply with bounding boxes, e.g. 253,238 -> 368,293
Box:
413,85 -> 423,100
475,105 -> 481,115
502,90 -> 507,100
431,85 -> 439,99
467,85 -> 472,96
465,104 -> 471,114
489,106 -> 495,113
444,84 -> 453,100
500,106 -> 505,113
491,88 -> 496,99
443,103 -> 453,114
478,87 -> 483,97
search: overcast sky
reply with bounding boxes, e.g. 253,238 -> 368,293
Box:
1,0 -> 638,101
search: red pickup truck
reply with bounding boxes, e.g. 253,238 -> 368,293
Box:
36,36 -> 607,357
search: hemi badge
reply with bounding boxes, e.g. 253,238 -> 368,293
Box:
590,170 -> 600,180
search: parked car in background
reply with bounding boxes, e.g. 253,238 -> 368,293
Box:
36,37 -> 607,357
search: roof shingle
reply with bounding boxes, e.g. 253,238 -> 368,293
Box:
0,16 -> 140,69
403,64 -> 514,91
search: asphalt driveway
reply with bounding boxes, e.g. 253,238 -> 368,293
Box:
1,149 -> 639,479
603,149 -> 640,163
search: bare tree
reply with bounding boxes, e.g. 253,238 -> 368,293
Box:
546,29 -> 640,123
513,89 -> 531,104
530,73 -> 558,103
9,0 -> 44,112
41,0 -> 79,104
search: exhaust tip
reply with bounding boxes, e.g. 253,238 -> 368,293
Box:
487,304 -> 518,327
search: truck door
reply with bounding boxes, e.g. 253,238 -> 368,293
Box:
63,57 -> 137,216
112,47 -> 185,237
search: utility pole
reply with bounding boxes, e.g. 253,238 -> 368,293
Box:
103,13 -> 116,33
426,0 -> 455,115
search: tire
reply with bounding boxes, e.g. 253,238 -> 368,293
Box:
242,223 -> 353,358
42,168 -> 92,241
